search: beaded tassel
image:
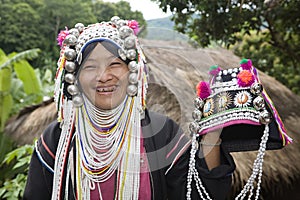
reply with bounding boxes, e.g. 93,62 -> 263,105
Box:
187,125 -> 269,200
52,100 -> 75,200
235,125 -> 269,200
186,134 -> 212,200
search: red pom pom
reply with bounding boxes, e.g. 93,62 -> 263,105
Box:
237,70 -> 255,87
196,81 -> 211,99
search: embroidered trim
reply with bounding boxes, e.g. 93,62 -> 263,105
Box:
35,141 -> 54,173
165,141 -> 191,175
41,134 -> 55,159
166,133 -> 186,159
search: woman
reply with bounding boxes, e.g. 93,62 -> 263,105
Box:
23,17 -> 235,200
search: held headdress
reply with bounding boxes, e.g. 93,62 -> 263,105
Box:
52,17 -> 148,200
186,59 -> 292,199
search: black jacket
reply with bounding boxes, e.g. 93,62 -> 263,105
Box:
23,111 -> 235,200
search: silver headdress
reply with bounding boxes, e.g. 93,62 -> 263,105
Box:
54,16 -> 148,121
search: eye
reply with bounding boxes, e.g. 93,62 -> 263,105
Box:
82,65 -> 96,70
110,62 -> 122,66
109,57 -> 126,67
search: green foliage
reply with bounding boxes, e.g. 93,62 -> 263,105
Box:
0,48 -> 42,131
233,30 -> 300,94
0,49 -> 40,70
91,0 -> 147,36
0,47 -> 53,199
13,59 -> 42,98
0,2 -> 43,53
0,144 -> 34,200
0,132 -> 14,171
154,0 -> 300,94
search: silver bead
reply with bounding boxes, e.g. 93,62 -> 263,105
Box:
128,73 -> 138,84
64,73 -> 76,84
64,48 -> 77,61
75,23 -> 85,33
194,97 -> 204,109
192,109 -> 202,121
189,122 -> 199,133
77,53 -> 82,65
126,49 -> 136,60
119,26 -> 133,39
65,61 -> 76,72
64,35 -> 77,46
117,20 -> 127,28
124,36 -> 136,49
127,84 -> 137,96
68,28 -> 80,37
75,44 -> 81,52
253,96 -> 265,110
250,82 -> 263,95
111,16 -> 120,24
72,95 -> 83,107
67,85 -> 79,95
259,110 -> 272,124
118,49 -> 127,61
128,61 -> 138,72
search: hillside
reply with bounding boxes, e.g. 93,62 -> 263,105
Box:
144,16 -> 189,41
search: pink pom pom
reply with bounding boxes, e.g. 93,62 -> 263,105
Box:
128,20 -> 139,35
237,70 -> 255,87
209,65 -> 222,76
57,27 -> 69,47
196,81 -> 211,99
240,59 -> 253,70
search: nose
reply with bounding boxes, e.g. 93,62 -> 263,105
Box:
95,67 -> 113,83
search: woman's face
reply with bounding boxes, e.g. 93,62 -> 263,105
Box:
78,43 -> 129,110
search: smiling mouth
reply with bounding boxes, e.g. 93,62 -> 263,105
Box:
96,86 -> 117,93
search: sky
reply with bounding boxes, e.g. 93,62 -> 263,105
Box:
102,0 -> 172,20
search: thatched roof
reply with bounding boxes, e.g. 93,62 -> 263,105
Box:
5,39 -> 300,199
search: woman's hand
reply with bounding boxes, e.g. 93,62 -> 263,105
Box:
200,130 -> 222,170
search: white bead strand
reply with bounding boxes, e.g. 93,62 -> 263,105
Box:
235,125 -> 269,200
186,133 -> 212,200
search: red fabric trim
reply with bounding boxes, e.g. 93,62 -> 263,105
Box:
41,134 -> 55,159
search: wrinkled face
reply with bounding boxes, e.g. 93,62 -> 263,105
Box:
78,43 -> 129,110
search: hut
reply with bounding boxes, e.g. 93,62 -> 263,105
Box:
5,39 -> 300,199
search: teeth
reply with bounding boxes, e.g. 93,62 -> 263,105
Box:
96,86 -> 116,92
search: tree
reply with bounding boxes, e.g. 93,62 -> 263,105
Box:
39,0 -> 97,56
0,2 -> 43,53
233,30 -> 300,94
154,0 -> 300,94
91,0 -> 146,35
